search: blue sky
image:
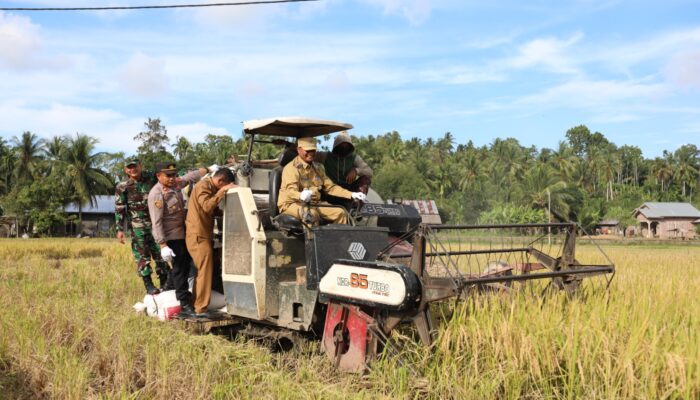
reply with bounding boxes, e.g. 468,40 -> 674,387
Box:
0,0 -> 698,157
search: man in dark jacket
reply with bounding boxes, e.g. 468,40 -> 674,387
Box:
315,132 -> 373,194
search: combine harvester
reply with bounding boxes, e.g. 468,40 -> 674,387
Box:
184,117 -> 615,372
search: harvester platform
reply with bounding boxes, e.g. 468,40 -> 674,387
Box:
176,311 -> 241,334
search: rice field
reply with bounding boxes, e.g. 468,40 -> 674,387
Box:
0,238 -> 698,399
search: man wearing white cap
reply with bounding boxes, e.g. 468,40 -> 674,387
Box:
278,136 -> 366,225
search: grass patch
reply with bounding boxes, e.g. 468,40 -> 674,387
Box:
0,239 -> 698,399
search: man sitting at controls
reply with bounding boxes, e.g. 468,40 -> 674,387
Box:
278,137 -> 366,225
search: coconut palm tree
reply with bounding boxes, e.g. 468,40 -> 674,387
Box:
0,138 -> 14,195
550,141 -> 578,182
520,163 -> 575,220
11,131 -> 45,184
651,156 -> 673,193
58,134 -> 114,222
173,136 -> 193,163
44,136 -> 66,175
458,151 -> 484,192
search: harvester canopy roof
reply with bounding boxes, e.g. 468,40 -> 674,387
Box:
243,117 -> 353,138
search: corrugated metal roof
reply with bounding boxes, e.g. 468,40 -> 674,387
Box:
633,202 -> 700,219
64,195 -> 114,214
398,199 -> 442,225
597,219 -> 619,226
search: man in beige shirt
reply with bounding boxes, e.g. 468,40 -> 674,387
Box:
278,137 -> 366,226
148,162 -> 209,316
185,168 -> 236,317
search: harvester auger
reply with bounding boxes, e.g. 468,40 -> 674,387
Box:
317,222 -> 615,372
188,117 -> 615,374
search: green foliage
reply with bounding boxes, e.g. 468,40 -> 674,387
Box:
2,121 -> 700,231
372,163 -> 429,200
0,177 -> 68,235
478,204 -> 547,224
58,134 -> 115,216
133,118 -> 173,170
11,131 -> 45,185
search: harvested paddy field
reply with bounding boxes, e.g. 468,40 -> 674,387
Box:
0,239 -> 698,399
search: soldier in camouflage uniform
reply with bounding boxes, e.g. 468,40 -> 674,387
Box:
115,157 -> 171,294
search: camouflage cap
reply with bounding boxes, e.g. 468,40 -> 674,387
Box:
125,156 -> 140,167
297,137 -> 317,151
154,162 -> 177,174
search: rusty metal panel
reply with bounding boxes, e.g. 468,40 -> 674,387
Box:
277,282 -> 318,331
223,193 -> 252,276
224,281 -> 258,319
264,267 -> 296,318
266,232 -> 306,269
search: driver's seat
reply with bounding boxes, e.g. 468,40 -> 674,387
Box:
269,163 -> 304,235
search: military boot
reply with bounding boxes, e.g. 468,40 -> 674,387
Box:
159,272 -> 174,291
142,275 -> 160,295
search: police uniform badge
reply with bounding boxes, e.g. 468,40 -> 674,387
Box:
154,199 -> 163,209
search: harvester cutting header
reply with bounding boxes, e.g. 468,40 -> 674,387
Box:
190,117 -> 615,372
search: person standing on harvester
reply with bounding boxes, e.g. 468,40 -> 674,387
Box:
186,168 -> 236,318
148,162 -> 212,317
115,157 -> 171,295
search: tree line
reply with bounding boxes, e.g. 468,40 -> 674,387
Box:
1,119 -> 698,235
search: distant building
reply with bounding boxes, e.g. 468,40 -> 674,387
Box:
391,199 -> 442,225
62,195 -> 115,237
633,202 -> 700,239
595,219 -> 621,235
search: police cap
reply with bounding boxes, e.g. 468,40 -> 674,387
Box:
155,162 -> 177,174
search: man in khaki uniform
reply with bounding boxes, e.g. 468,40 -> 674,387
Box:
185,168 -> 236,317
148,162 -> 210,316
278,137 -> 367,225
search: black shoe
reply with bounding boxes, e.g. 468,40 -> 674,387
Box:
142,276 -> 160,295
179,303 -> 195,315
194,311 -> 210,319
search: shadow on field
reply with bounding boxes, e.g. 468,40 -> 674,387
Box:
40,248 -> 103,259
0,359 -> 37,400
207,324 -> 314,355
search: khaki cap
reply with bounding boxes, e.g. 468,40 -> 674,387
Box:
297,137 -> 317,151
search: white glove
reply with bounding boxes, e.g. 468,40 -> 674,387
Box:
300,189 -> 313,203
351,192 -> 367,202
207,164 -> 220,174
160,246 -> 176,263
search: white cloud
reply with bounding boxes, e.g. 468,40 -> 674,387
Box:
361,0 -> 433,26
0,100 -> 232,153
168,122 -> 230,144
680,123 -> 700,134
0,11 -> 41,69
420,66 -> 506,85
516,79 -> 666,108
505,31 -> 583,74
118,52 -> 169,97
323,70 -> 351,92
665,48 -> 700,91
0,100 -> 143,152
594,26 -> 700,71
